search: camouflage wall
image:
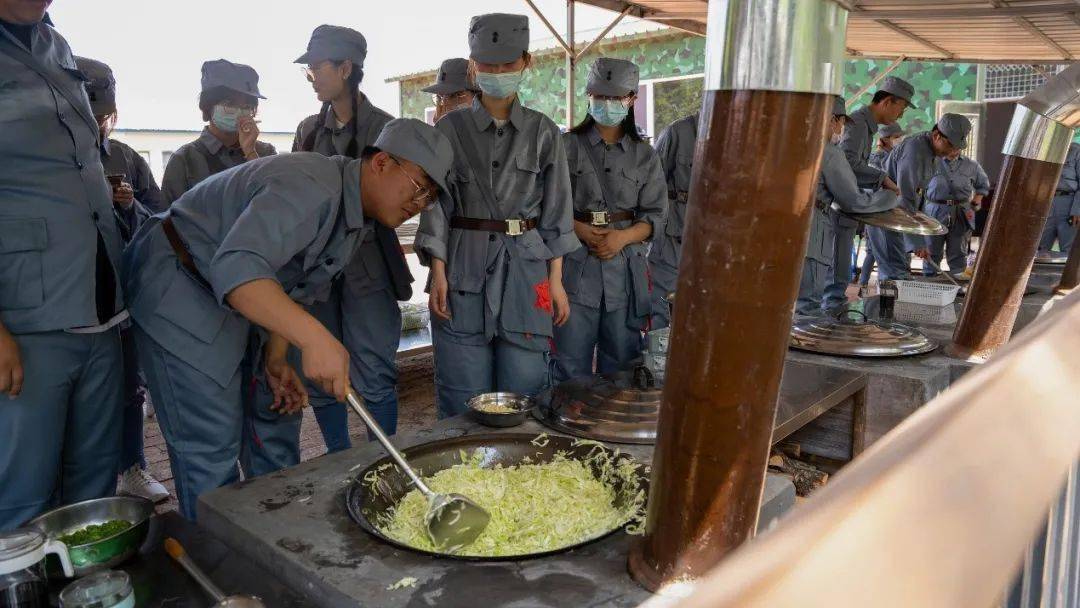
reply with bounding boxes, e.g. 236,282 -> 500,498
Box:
395,31 -> 980,135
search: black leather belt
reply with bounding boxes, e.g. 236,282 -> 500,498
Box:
573,209 -> 634,226
1057,190 -> 1075,197
814,199 -> 829,212
162,217 -> 211,289
932,199 -> 964,206
450,216 -> 537,236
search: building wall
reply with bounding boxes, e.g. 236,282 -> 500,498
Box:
395,31 -> 980,138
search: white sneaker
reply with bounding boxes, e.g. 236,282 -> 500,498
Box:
118,465 -> 170,503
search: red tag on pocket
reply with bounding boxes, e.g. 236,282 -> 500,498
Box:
534,280 -> 553,314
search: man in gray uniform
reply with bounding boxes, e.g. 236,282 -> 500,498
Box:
923,152 -> 990,278
884,113 -> 973,271
1040,142 -> 1080,253
646,112 -> 698,329
425,57 -> 479,123
124,118 -> 453,520
161,59 -> 277,205
799,96 -> 899,315
831,76 -> 914,296
0,1 -> 126,529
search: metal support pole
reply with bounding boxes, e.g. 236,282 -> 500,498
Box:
847,55 -> 906,108
566,0 -> 575,128
627,0 -> 847,594
574,6 -> 633,61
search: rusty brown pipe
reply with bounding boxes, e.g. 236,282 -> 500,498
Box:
949,80 -> 1078,360
627,0 -> 847,594
1055,227 -> 1080,293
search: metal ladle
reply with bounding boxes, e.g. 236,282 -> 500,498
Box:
345,389 -> 490,553
164,537 -> 264,608
922,257 -> 967,296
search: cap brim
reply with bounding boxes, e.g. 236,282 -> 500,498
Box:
422,81 -> 466,95
90,101 -> 117,115
294,50 -> 330,65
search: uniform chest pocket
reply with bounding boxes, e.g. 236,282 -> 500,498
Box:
674,152 -> 694,188
617,166 -> 643,207
515,153 -> 542,201
570,163 -> 601,205
0,218 -> 47,310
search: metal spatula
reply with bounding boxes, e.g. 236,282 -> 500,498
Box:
345,389 -> 490,553
923,257 -> 967,296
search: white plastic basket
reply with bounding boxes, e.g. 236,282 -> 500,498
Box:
894,301 -> 958,326
895,280 -> 960,307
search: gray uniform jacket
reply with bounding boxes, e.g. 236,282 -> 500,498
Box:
869,148 -> 892,172
841,106 -> 886,190
885,131 -> 942,251
102,137 -> 163,222
1052,142 -> 1080,217
123,153 -> 367,388
808,143 -> 878,264
925,154 -> 990,232
161,127 -> 277,206
0,21 -> 125,333
562,128 -> 666,322
292,94 -> 411,299
647,113 -> 697,271
416,98 -> 579,345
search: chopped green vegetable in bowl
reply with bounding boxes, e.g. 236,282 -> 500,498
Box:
58,520 -> 132,547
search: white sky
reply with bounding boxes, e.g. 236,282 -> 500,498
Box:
50,0 -> 659,132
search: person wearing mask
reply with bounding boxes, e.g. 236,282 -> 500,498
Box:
425,57 -> 479,123
922,152 -> 990,279
417,13 -> 577,419
798,96 -> 899,315
832,77 -> 914,297
553,58 -> 666,379
0,0 -> 126,530
240,25 -> 410,476
1039,142 -> 1080,254
123,118 -> 452,520
161,59 -> 275,205
884,113 -> 973,271
76,56 -> 170,503
859,122 -> 905,290
646,112 -> 697,330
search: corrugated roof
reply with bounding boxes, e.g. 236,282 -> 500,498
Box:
574,0 -> 1080,63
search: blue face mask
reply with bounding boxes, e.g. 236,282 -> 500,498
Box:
589,98 -> 629,127
475,71 -> 523,99
211,105 -> 250,133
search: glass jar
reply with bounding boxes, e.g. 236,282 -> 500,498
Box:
0,528 -> 73,608
59,571 -> 134,608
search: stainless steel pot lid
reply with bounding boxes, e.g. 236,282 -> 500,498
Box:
833,204 -> 947,236
535,366 -> 662,445
790,310 -> 938,358
1035,251 -> 1068,265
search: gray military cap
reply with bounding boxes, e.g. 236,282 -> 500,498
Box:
75,56 -> 116,115
374,118 -> 455,199
295,25 -> 367,72
422,58 -> 478,95
201,59 -> 265,99
936,113 -> 972,149
586,58 -> 639,98
877,76 -> 916,108
468,13 -> 529,64
831,95 -> 849,119
878,122 -> 904,138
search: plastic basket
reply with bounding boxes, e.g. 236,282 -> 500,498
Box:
894,301 -> 958,326
895,280 -> 960,307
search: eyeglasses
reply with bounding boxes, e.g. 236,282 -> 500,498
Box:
301,61 -> 331,83
390,156 -> 439,211
432,91 -> 472,106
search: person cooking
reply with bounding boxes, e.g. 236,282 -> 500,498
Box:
884,113 -> 973,271
416,13 -> 578,419
646,111 -> 697,330
0,0 -> 126,530
553,58 -> 666,380
860,122 -> 905,289
123,118 -> 453,520
425,57 -> 479,123
76,55 -> 170,504
798,96 -> 899,315
161,59 -> 276,205
242,25 -> 411,477
922,151 -> 990,279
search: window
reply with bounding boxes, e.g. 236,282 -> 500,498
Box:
983,65 -> 1066,100
138,151 -> 151,164
161,150 -> 173,168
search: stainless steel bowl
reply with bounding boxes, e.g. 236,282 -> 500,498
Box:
29,496 -> 154,577
466,392 -> 535,428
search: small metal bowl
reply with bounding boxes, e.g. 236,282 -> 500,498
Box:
466,392 -> 535,427
29,496 -> 154,577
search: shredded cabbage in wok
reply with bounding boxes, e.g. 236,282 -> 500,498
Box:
374,440 -> 646,557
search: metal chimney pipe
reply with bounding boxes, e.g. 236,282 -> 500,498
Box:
949,65 -> 1080,361
627,0 -> 846,594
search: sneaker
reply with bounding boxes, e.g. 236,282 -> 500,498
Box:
118,465 -> 170,503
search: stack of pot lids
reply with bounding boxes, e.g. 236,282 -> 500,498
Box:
1035,251 -> 1068,265
790,310 -> 937,358
535,366 -> 662,444
834,204 -> 947,236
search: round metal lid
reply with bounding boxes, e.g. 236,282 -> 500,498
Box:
834,205 -> 947,236
1035,251 -> 1068,265
790,311 -> 938,358
0,529 -> 45,574
535,366 -> 662,444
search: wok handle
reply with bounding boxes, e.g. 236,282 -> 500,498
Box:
345,389 -> 435,497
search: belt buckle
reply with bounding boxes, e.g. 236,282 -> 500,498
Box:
506,218 -> 525,236
591,211 -> 609,226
